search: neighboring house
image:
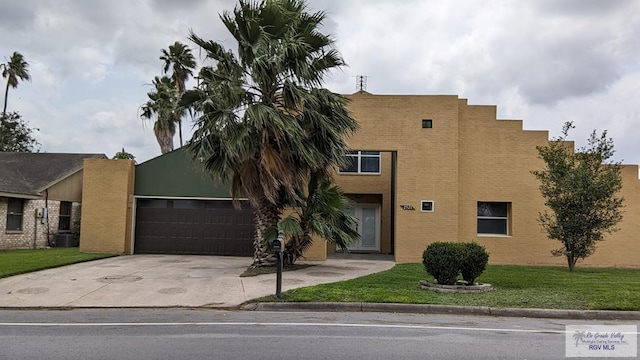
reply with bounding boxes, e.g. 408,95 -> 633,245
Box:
79,93 -> 640,267
0,152 -> 107,249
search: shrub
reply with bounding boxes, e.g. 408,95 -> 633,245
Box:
422,242 -> 461,285
458,242 -> 489,285
422,242 -> 490,286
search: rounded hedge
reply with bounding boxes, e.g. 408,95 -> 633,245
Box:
459,242 -> 489,285
422,242 -> 461,285
422,242 -> 489,285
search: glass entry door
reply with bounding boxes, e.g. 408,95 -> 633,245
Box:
346,204 -> 380,252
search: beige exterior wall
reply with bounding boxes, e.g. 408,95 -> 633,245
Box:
46,170 -> 85,202
456,102 -> 560,265
336,92 -> 640,267
302,234 -> 327,261
580,165 -> 640,267
80,159 -> 135,254
339,93 -> 462,262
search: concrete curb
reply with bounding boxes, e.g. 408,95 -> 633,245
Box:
243,302 -> 640,320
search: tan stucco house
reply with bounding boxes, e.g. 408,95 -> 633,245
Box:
328,92 -> 640,267
79,93 -> 640,267
0,152 -> 106,249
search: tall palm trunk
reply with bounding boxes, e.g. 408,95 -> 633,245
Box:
176,79 -> 184,147
153,125 -> 174,154
251,197 -> 282,268
3,80 -> 10,116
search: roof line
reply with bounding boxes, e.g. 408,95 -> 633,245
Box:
0,191 -> 42,200
36,165 -> 84,193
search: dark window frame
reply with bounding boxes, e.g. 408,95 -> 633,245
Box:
477,201 -> 510,236
6,198 -> 24,231
58,201 -> 72,232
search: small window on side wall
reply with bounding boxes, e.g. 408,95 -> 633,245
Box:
421,200 -> 434,212
422,119 -> 433,128
6,198 -> 24,231
58,201 -> 72,231
477,201 -> 510,235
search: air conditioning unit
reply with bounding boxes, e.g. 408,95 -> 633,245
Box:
55,233 -> 78,247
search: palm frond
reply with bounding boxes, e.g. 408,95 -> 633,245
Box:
184,0 -> 359,266
2,51 -> 31,87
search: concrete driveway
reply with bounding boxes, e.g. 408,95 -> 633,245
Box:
0,255 -> 394,308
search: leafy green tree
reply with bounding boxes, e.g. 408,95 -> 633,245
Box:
0,111 -> 39,152
113,148 -> 136,161
160,41 -> 196,147
183,0 -> 358,267
140,76 -> 181,154
1,51 -> 30,116
532,122 -> 624,271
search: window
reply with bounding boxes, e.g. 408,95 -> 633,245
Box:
173,200 -> 202,209
477,202 -> 510,235
339,151 -> 381,174
58,201 -> 72,231
204,200 -> 248,210
137,199 -> 168,208
422,119 -> 433,128
421,200 -> 434,212
6,198 -> 24,231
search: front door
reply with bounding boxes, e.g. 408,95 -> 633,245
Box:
346,204 -> 380,252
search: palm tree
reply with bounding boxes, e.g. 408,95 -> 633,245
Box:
140,76 -> 180,154
277,88 -> 362,264
1,51 -> 31,117
183,0 -> 358,267
278,173 -> 360,265
160,42 -> 196,147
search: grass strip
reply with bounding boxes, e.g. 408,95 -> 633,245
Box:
255,263 -> 640,311
0,248 -> 116,279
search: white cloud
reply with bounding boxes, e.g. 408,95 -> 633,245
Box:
0,0 -> 638,167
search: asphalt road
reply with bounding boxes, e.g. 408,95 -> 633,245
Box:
0,309 -> 636,359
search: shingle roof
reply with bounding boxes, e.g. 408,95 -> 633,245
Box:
0,152 -> 107,198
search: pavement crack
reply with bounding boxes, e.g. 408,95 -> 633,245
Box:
127,263 -> 166,277
64,283 -> 110,307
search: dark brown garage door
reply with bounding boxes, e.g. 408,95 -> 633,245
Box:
134,199 -> 254,256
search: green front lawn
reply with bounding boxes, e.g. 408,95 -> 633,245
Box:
0,248 -> 116,279
263,264 -> 640,311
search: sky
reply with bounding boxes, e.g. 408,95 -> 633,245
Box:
1,0 -> 639,168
